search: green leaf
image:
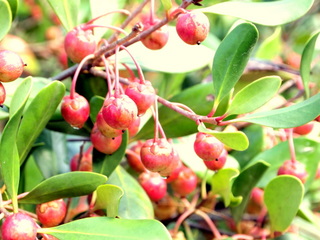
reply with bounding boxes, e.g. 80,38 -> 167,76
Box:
300,31 -> 320,99
201,0 -> 314,26
227,76 -> 282,115
231,160 -> 270,223
133,82 -> 215,140
94,184 -> 124,218
255,27 -> 282,60
230,93 -> 320,128
210,168 -> 242,207
90,96 -> 104,123
17,81 -> 66,164
108,166 -> 154,219
0,0 -> 11,41
47,0 -> 80,31
161,0 -> 172,11
0,77 -> 32,211
39,217 -> 171,240
93,131 -> 128,177
18,172 -> 107,204
7,0 -> 18,20
212,22 -> 259,108
264,175 -> 304,232
198,124 -> 249,151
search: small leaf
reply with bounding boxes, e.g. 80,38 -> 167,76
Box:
201,0 -> 314,26
231,160 -> 270,223
255,27 -> 282,60
18,172 -> 108,204
161,0 -> 172,11
38,217 -> 171,240
198,124 -> 249,151
230,93 -> 320,128
89,96 -> 104,123
212,22 -> 259,108
0,0 -> 11,41
227,76 -> 281,115
264,175 -> 304,232
108,166 -> 154,219
94,184 -> 124,218
47,0 -> 80,31
210,168 -> 242,207
7,0 -> 18,20
300,31 -> 320,99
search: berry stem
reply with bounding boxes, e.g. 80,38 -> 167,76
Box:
153,96 -> 159,141
101,55 -> 114,100
201,169 -> 208,199
81,24 -> 128,36
86,9 -> 131,25
114,45 -> 121,97
121,63 -> 136,81
150,0 -> 155,24
195,209 -> 222,239
287,128 -> 297,162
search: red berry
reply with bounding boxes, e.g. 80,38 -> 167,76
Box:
36,199 -> 67,227
61,94 -> 90,129
165,162 -> 183,183
138,171 -> 167,202
102,94 -> 138,130
126,141 -> 147,173
176,11 -> 209,45
70,150 -> 93,172
0,50 -> 25,82
277,159 -> 308,183
140,15 -> 169,50
128,116 -> 141,138
125,81 -> 156,116
194,132 -> 224,161
64,26 -> 96,63
203,148 -> 228,171
293,122 -> 314,135
1,212 -> 37,240
90,124 -> 122,154
96,111 -> 123,138
0,82 -> 6,105
170,166 -> 198,197
315,115 -> 320,122
250,187 -> 264,206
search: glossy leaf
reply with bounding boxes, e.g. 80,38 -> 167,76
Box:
0,0 -> 11,41
133,82 -> 214,140
198,123 -> 249,151
18,172 -> 108,204
0,77 -> 32,211
201,0 -> 314,26
212,22 -> 259,108
47,0 -> 80,31
7,0 -> 18,20
17,81 -> 66,164
255,27 -> 282,60
89,95 -> 104,123
39,217 -> 171,240
108,166 -> 154,219
161,0 -> 172,11
230,93 -> 320,128
300,31 -> 320,99
231,160 -> 270,223
210,168 -> 242,207
94,184 -> 124,217
264,175 -> 304,232
227,76 -> 281,115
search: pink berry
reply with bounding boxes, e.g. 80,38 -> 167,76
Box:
64,25 -> 96,63
277,159 -> 308,183
293,122 -> 314,135
138,171 -> 167,201
0,82 -> 6,105
102,94 -> 138,130
0,50 -> 25,82
194,132 -> 224,161
61,93 -> 90,129
203,148 -> 228,171
127,116 -> 141,138
1,212 -> 37,240
36,199 -> 67,227
176,11 -> 209,45
70,150 -> 93,172
250,187 -> 264,206
170,166 -> 198,197
126,141 -> 147,173
96,111 -> 123,138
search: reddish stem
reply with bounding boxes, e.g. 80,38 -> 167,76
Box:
121,63 -> 136,81
195,209 -> 222,239
287,128 -> 297,162
114,46 -> 121,97
101,55 -> 113,101
86,9 -> 131,25
81,24 -> 128,36
150,0 -> 155,24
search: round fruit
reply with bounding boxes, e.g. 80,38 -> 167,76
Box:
127,116 -> 141,138
170,166 -> 198,197
277,159 -> 308,183
1,212 -> 37,240
176,11 -> 209,45
96,111 -> 123,138
293,122 -> 314,135
36,199 -> 67,227
138,171 -> 167,202
0,50 -> 25,82
203,148 -> 228,171
70,150 -> 93,172
61,93 -> 90,129
0,82 -> 6,105
126,141 -> 147,173
194,132 -> 224,161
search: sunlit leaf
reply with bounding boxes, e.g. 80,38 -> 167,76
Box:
161,0 -> 172,11
89,96 -> 104,123
0,0 -> 11,41
7,0 -> 18,20
255,27 -> 282,60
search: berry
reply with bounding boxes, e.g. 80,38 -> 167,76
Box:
140,15 -> 169,50
70,150 -> 93,172
96,111 -> 123,138
138,171 -> 167,202
128,116 -> 141,138
36,199 -> 67,227
140,138 -> 180,177
61,93 -> 90,129
203,148 -> 228,171
126,141 -> 147,173
125,80 -> 156,116
176,11 -> 209,45
1,212 -> 37,240
293,122 -> 314,135
0,50 -> 25,82
64,25 -> 96,63
277,159 -> 308,183
0,82 -> 6,105
170,166 -> 198,197
194,132 -> 224,161
90,124 -> 122,154
102,94 -> 138,130
153,195 -> 178,220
